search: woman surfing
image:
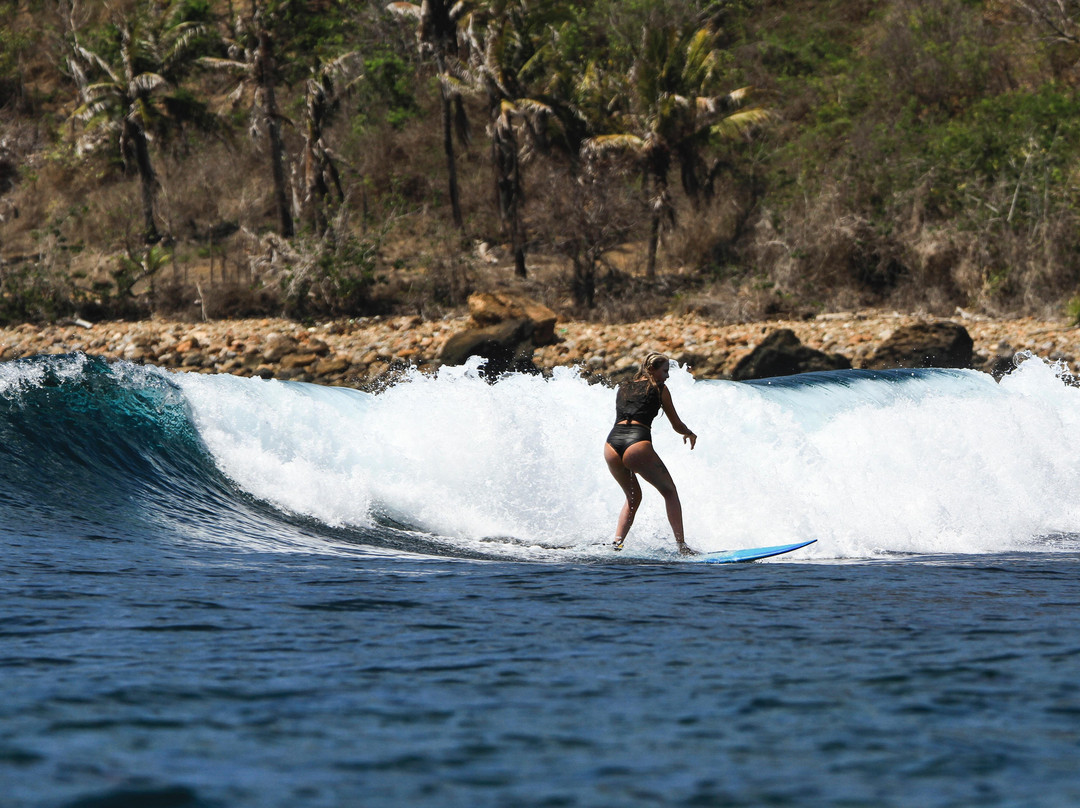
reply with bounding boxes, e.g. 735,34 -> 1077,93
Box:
604,352 -> 698,555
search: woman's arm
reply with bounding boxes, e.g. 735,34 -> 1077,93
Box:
660,386 -> 697,450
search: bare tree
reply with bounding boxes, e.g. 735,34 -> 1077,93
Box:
1012,0 -> 1080,43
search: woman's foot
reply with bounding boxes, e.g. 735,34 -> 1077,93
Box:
677,540 -> 697,556
613,537 -> 625,551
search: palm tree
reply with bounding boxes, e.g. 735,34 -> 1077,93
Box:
68,1 -> 212,242
459,0 -> 573,277
583,25 -> 769,278
201,1 -> 298,238
301,52 -> 364,234
387,0 -> 470,230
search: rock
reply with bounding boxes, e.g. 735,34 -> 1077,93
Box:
730,329 -> 851,380
305,336 -> 331,356
314,355 -> 350,375
440,317 -> 539,377
180,350 -> 206,367
262,333 -> 299,362
863,321 -> 973,369
468,291 -> 558,345
986,353 -> 1018,380
279,352 -> 319,370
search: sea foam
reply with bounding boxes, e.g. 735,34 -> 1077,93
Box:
176,355 -> 1080,560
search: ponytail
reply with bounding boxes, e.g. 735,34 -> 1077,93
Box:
634,352 -> 670,386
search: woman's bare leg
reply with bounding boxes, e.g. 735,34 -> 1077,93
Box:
622,441 -> 687,547
605,443 -> 642,543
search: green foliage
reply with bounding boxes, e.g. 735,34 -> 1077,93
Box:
0,25 -> 32,107
174,0 -> 214,23
1067,294 -> 1080,326
352,52 -> 418,130
262,0 -> 360,82
933,87 -> 1080,184
114,244 -> 171,298
12,0 -> 1080,322
0,263 -> 78,325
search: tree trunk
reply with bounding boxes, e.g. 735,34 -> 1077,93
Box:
303,133 -> 328,235
645,167 -> 671,281
127,119 -> 160,243
258,28 -> 294,238
572,246 -> 596,308
493,111 -> 527,277
439,65 -> 464,230
646,212 -> 659,280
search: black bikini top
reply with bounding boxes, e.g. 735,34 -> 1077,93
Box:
614,379 -> 663,427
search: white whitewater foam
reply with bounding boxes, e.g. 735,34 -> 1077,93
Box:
176,355 -> 1080,560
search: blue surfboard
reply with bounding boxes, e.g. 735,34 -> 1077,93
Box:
693,539 -> 816,564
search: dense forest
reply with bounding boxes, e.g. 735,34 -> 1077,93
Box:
2,0 -> 1080,325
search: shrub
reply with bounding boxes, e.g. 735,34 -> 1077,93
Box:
0,259 -> 77,324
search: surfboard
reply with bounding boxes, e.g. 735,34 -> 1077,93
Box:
692,539 -> 817,564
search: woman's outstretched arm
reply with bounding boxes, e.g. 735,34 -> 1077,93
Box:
660,386 -> 696,450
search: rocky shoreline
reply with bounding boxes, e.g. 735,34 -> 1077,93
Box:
1,309 -> 1077,387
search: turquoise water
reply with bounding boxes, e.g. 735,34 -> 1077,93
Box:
3,355 -> 1080,807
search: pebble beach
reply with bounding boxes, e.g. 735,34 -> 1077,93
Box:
1,310 -> 1077,386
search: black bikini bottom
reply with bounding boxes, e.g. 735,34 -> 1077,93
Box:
606,424 -> 651,458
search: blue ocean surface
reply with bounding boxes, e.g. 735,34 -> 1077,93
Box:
3,353 -> 1080,807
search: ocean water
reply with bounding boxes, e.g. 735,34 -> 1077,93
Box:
3,352 -> 1080,807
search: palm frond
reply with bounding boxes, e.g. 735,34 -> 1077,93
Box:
461,11 -> 483,52
708,106 -> 772,139
582,134 -> 647,158
132,72 -> 168,94
198,57 -> 252,75
317,51 -> 365,90
695,86 -> 755,118
163,22 -> 211,68
73,98 -> 116,122
514,98 -> 553,117
72,44 -> 121,85
68,57 -> 90,92
684,29 -> 711,61
81,81 -> 123,101
386,2 -> 422,20
441,73 -> 483,98
449,0 -> 472,22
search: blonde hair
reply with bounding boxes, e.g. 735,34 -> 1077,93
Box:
634,352 -> 670,384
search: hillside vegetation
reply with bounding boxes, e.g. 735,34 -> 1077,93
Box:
2,0 -> 1080,325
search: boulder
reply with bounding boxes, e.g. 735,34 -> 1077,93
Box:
304,336 -> 331,356
314,355 -> 350,376
731,329 -> 851,380
863,321 -> 973,369
262,333 -> 299,362
279,352 -> 319,370
440,317 -> 539,377
468,291 -> 558,345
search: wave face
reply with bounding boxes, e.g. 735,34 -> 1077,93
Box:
3,353 -> 1080,561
